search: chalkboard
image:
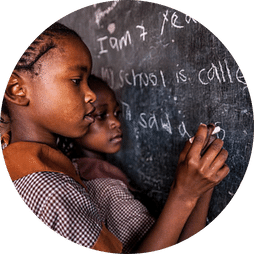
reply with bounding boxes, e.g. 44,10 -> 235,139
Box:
59,0 -> 253,222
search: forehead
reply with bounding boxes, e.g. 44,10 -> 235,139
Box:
37,35 -> 92,72
93,86 -> 118,106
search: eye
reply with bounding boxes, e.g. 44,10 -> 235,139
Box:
95,111 -> 107,120
71,79 -> 82,86
114,109 -> 122,119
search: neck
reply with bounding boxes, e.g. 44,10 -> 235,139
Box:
79,148 -> 106,161
9,116 -> 58,149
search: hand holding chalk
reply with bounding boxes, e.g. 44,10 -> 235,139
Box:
174,123 -> 229,201
189,124 -> 222,156
189,125 -> 221,143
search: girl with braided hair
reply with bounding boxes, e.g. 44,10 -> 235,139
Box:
2,22 -> 229,253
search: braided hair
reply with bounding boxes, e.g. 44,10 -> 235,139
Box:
14,22 -> 82,73
1,22 -> 82,121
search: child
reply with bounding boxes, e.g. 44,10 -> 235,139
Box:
2,22 -> 229,253
70,75 -> 133,188
65,75 -> 226,252
66,75 -> 156,253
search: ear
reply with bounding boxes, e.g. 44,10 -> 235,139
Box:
4,73 -> 30,106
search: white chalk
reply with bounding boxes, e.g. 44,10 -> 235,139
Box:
212,126 -> 221,135
189,126 -> 221,143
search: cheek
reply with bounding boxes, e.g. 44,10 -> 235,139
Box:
80,125 -> 108,146
61,98 -> 84,121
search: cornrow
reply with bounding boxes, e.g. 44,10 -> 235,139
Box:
14,22 -> 82,73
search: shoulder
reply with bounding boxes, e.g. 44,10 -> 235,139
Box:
14,171 -> 83,195
76,158 -> 132,188
86,178 -> 132,199
13,171 -> 103,247
14,171 -> 95,216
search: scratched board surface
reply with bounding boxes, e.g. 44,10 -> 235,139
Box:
59,0 -> 253,222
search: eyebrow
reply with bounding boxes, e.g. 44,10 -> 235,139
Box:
96,102 -> 120,110
68,65 -> 88,72
96,104 -> 108,108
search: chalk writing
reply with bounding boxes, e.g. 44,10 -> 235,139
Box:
160,10 -> 197,36
171,12 -> 184,29
119,69 -> 166,88
136,24 -> 148,41
197,59 -> 247,87
97,30 -> 132,54
160,10 -> 169,35
101,67 -> 114,88
236,68 -> 246,85
61,0 -> 253,227
185,15 -> 197,24
94,0 -> 119,27
215,122 -> 226,140
120,101 -> 132,121
139,112 -> 159,131
107,59 -> 244,88
176,69 -> 187,83
178,121 -> 191,139
97,36 -> 108,54
161,113 -> 172,134
119,99 -> 228,140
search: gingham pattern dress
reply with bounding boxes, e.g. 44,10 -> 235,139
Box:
85,178 -> 155,253
5,142 -> 155,253
13,172 -> 155,253
14,171 -> 102,248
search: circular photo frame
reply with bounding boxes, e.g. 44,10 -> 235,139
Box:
1,1 -> 253,254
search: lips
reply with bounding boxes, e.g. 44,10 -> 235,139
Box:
84,106 -> 95,124
110,133 -> 123,143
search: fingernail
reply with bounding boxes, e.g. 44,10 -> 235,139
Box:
189,137 -> 194,143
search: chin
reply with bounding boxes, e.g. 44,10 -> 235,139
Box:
108,147 -> 121,154
67,128 -> 89,139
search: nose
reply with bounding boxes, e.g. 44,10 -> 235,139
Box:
84,85 -> 96,104
110,115 -> 121,129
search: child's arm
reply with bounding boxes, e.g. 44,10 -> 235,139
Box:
177,124 -> 219,241
178,187 -> 214,242
134,124 -> 229,252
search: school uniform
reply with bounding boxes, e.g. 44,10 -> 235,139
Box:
3,142 -> 122,253
3,142 -> 155,253
74,157 -> 155,253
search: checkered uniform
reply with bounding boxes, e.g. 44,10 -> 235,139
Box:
14,171 -> 102,247
13,172 -> 155,253
5,142 -> 155,253
85,178 -> 155,253
13,172 -> 154,253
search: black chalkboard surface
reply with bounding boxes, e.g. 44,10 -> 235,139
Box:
59,1 -> 253,222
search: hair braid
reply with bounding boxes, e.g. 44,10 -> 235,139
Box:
1,22 -> 82,120
14,22 -> 81,73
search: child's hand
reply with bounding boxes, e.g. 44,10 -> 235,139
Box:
173,124 -> 229,202
136,123 -> 228,251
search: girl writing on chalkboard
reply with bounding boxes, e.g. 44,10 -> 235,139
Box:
2,22 -> 229,253
60,74 -> 228,251
57,75 -> 156,253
